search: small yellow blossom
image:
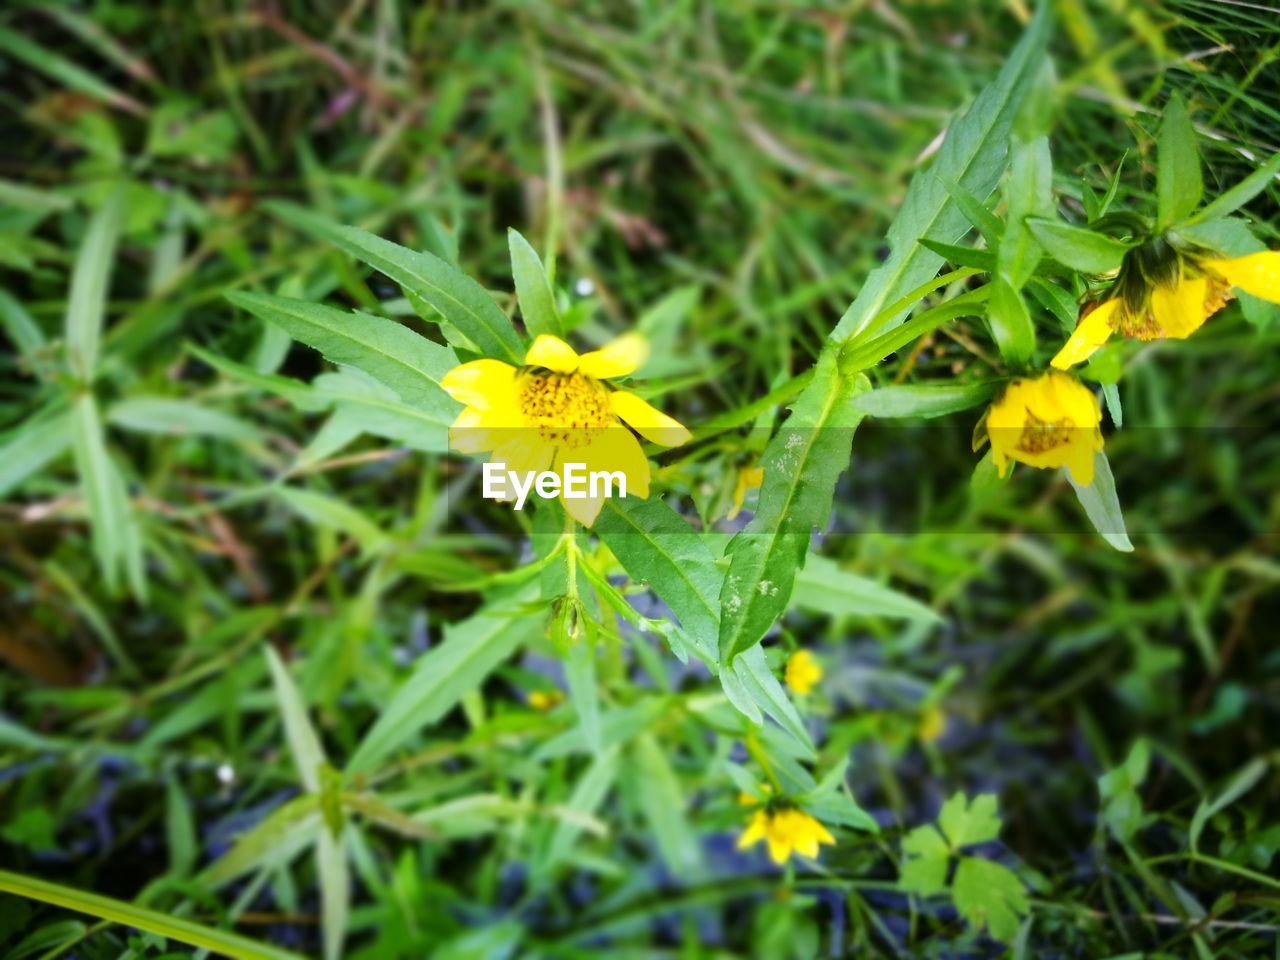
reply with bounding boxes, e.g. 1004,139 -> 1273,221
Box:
737,806 -> 836,864
917,705 -> 947,743
785,649 -> 824,695
527,690 -> 563,711
441,333 -> 692,526
985,371 -> 1103,485
727,465 -> 765,520
1052,250 -> 1280,369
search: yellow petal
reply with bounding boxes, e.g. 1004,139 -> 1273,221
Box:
1051,299 -> 1120,370
525,334 -> 580,373
1152,277 -> 1208,338
1064,438 -> 1098,487
492,434 -> 554,477
582,426 -> 651,500
449,407 -> 492,454
609,390 -> 692,447
578,333 -> 649,380
440,359 -> 517,410
765,833 -> 792,865
737,810 -> 768,850
1204,251 -> 1280,304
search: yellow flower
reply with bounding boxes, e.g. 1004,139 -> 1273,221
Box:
785,649 -> 823,695
726,465 -> 765,520
527,690 -> 563,711
1052,250 -> 1280,369
917,705 -> 947,743
985,371 -> 1103,485
737,806 -> 836,865
441,333 -> 692,526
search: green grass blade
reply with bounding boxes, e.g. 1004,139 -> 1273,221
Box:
64,189 -> 125,380
0,869 -> 305,960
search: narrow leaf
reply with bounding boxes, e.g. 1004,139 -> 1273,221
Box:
65,188 -> 125,378
264,646 -> 327,793
225,291 -> 459,417
717,353 -> 869,665
509,228 -> 563,337
1157,94 -> 1202,228
1027,219 -> 1131,273
347,591 -> 539,774
1068,450 -> 1133,552
265,202 -> 524,363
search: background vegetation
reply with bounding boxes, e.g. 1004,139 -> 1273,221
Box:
2,1 -> 1278,957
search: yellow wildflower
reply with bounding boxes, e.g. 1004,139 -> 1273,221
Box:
737,806 -> 836,865
985,371 -> 1103,485
527,690 -> 563,711
784,649 -> 823,695
917,705 -> 947,743
727,465 -> 765,520
441,333 -> 692,526
1052,249 -> 1280,369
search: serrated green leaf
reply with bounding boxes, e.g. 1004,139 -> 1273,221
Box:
347,590 -> 539,774
717,354 -> 869,665
508,228 -> 563,338
938,792 -> 1002,849
1068,450 -> 1133,552
833,6 -> 1049,342
312,370 -> 450,452
595,497 -> 720,664
953,857 -> 1029,943
854,381 -> 999,420
1157,94 -> 1202,228
1027,219 -> 1131,273
265,202 -> 524,363
226,291 -> 459,417
730,644 -> 815,758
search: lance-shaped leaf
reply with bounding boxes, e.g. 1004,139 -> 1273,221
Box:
509,228 -> 563,337
347,588 -> 540,774
595,497 -> 721,663
1157,93 -> 1202,229
265,202 -> 524,363
225,291 -> 459,419
717,353 -> 869,665
832,5 -> 1050,342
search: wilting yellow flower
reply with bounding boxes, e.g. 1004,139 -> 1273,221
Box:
917,705 -> 947,743
527,690 -> 563,711
738,806 -> 836,864
985,371 -> 1103,485
1052,250 -> 1280,369
785,649 -> 823,695
441,333 -> 692,525
727,465 -> 765,520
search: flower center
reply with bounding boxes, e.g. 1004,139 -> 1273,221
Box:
518,369 -> 612,447
1018,412 -> 1075,454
